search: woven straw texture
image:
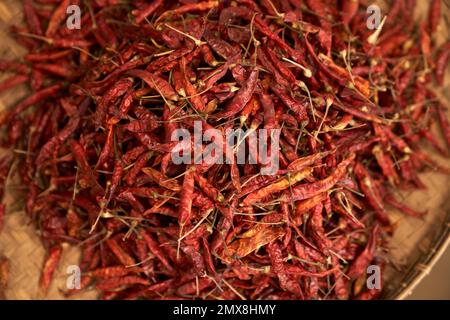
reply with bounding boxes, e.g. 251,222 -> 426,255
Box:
0,0 -> 449,300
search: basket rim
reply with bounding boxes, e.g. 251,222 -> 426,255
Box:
392,210 -> 450,300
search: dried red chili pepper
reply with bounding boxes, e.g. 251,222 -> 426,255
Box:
435,41 -> 450,85
0,0 -> 447,301
96,276 -> 150,291
105,238 -> 136,267
267,240 -> 303,297
5,84 -> 61,122
283,154 -> 355,202
341,0 -> 359,25
0,74 -> 28,94
39,245 -> 63,294
178,168 -> 195,229
216,68 -> 259,119
347,224 -> 380,279
428,0 -> 441,34
140,230 -> 175,273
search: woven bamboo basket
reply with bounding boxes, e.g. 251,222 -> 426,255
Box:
0,0 -> 449,300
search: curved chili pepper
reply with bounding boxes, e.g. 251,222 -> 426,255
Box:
242,167 -> 312,206
435,42 -> 450,85
428,0 -> 441,34
341,0 -> 359,25
267,240 -> 303,297
216,68 -> 259,119
178,167 -> 195,228
96,276 -> 150,291
126,69 -> 178,102
347,224 -> 380,279
39,245 -> 63,294
283,154 -> 355,202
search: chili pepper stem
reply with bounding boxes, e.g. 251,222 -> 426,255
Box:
164,24 -> 205,46
367,16 -> 387,45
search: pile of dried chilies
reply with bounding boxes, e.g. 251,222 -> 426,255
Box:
0,0 -> 449,300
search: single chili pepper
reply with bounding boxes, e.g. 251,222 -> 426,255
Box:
287,151 -> 331,172
283,154 -> 355,202
203,56 -> 238,90
181,243 -> 206,276
314,51 -> 371,97
420,129 -> 448,157
178,167 -> 195,229
436,104 -> 450,150
126,69 -> 178,102
372,145 -> 399,185
333,101 -> 384,124
105,238 -> 136,267
0,256 -> 9,298
384,194 -> 426,218
259,92 -> 277,129
264,46 -> 298,85
36,114 -> 81,166
6,84 -> 61,121
200,44 -> 219,67
96,276 -> 150,291
347,224 -> 380,279
24,0 -> 43,36
123,146 -> 147,165
89,266 -> 143,278
96,123 -> 115,169
30,68 -> 43,91
69,140 -> 103,193
257,47 -> 291,89
176,277 -> 213,296
94,78 -> 133,129
273,86 -> 309,124
201,237 -> 216,275
435,42 -> 450,85
0,74 -> 28,94
142,167 -> 181,192
24,50 -> 72,62
354,162 -> 390,225
124,152 -> 152,186
341,0 -> 359,25
294,192 -> 326,220
238,96 -> 258,127
49,38 -> 93,48
428,0 -> 441,34
267,240 -> 303,297
45,0 -> 73,36
230,156 -> 242,192
194,172 -> 224,202
309,203 -> 332,253
33,62 -> 73,78
139,230 -> 175,273
242,167 -> 312,206
285,265 -> 338,278
134,0 -> 164,24
179,57 -> 206,112
146,46 -> 194,73
158,1 -> 219,23
0,204 -> 5,232
0,59 -> 30,74
39,245 -> 63,294
333,269 -> 349,299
